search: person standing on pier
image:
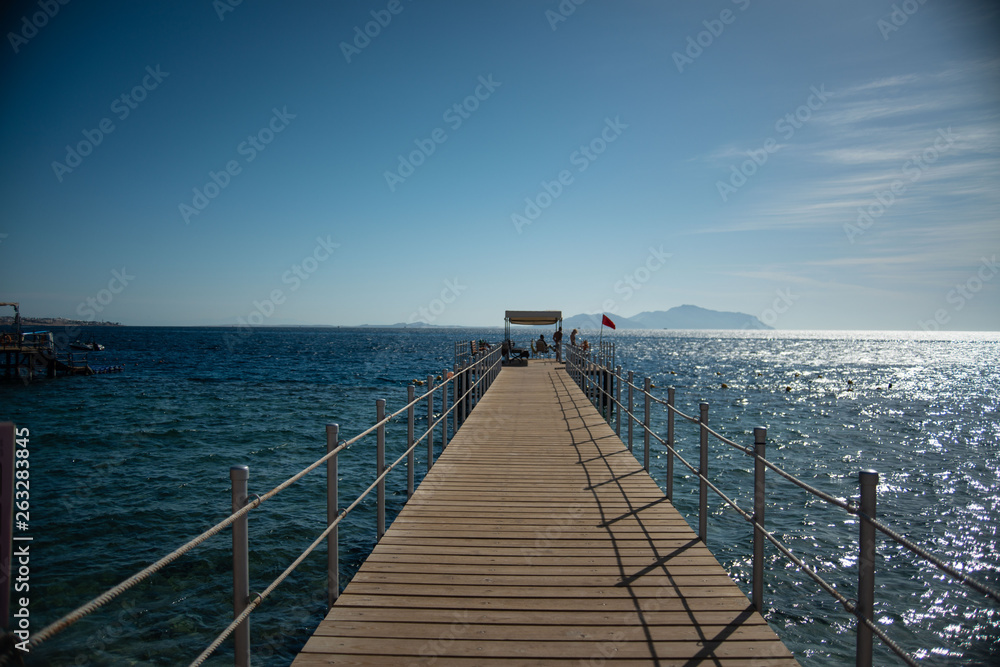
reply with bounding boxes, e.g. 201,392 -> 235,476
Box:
570,328 -> 578,346
553,327 -> 563,362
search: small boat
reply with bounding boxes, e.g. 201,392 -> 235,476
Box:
70,340 -> 105,351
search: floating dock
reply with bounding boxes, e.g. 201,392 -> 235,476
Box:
1,334 -> 91,381
1,302 -> 121,382
293,360 -> 798,665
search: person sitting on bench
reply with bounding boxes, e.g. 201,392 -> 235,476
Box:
535,334 -> 549,356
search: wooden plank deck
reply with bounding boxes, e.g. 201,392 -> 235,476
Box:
293,360 -> 799,666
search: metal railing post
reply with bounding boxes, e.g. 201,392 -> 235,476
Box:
458,366 -> 466,425
326,425 -> 339,609
599,359 -> 606,416
473,359 -> 480,406
857,470 -> 878,667
699,402 -> 709,543
627,370 -> 634,452
643,377 -> 651,472
590,353 -> 594,402
615,365 -> 622,437
666,387 -> 675,501
469,360 -> 475,408
407,386 -> 415,498
230,465 -> 250,667
465,362 -> 470,417
752,427 -> 767,613
427,375 -> 435,471
376,399 -> 386,539
577,348 -> 582,387
596,362 -> 602,412
452,364 -> 459,435
441,369 -> 449,449
604,361 -> 612,417
592,359 -> 598,406
597,364 -> 611,414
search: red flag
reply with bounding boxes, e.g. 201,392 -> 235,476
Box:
601,314 -> 616,329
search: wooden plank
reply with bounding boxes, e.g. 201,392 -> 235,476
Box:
294,656 -> 799,667
300,636 -> 795,660
316,621 -> 788,642
291,360 -> 799,666
316,607 -> 772,626
332,593 -> 762,612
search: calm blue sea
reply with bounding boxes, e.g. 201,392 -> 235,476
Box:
2,327 -> 998,666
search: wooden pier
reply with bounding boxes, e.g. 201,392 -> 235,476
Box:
293,359 -> 799,665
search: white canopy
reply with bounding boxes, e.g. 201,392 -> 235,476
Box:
504,310 -> 562,326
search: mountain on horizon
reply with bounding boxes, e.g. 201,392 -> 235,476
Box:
352,305 -> 771,330
563,305 -> 771,330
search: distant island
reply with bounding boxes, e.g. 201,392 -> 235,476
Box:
363,305 -> 771,330
563,305 -> 772,330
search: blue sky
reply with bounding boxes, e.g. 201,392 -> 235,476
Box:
1,0 -> 998,329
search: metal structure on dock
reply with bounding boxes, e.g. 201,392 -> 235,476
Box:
0,302 -> 119,382
501,309 -> 562,364
2,303 -> 82,381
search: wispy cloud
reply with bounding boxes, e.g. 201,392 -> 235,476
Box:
704,61 -> 1000,239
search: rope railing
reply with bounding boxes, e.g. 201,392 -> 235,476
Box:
699,422 -> 752,455
861,510 -> 1000,604
194,345 -> 504,664
646,391 -> 698,423
637,408 -> 919,666
191,395 -> 445,667
565,343 -> 996,667
18,342 -> 505,666
751,517 -> 921,667
757,452 -> 855,514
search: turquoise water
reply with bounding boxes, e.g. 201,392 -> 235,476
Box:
2,327 -> 997,665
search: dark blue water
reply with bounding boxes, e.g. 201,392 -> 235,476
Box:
2,327 -> 997,666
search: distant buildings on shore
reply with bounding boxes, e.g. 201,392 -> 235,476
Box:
0,316 -> 122,327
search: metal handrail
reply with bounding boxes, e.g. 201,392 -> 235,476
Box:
580,348 -> 1000,601
565,343 -> 1000,666
19,343 -> 505,666
198,344 -> 504,664
573,352 -> 854,512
